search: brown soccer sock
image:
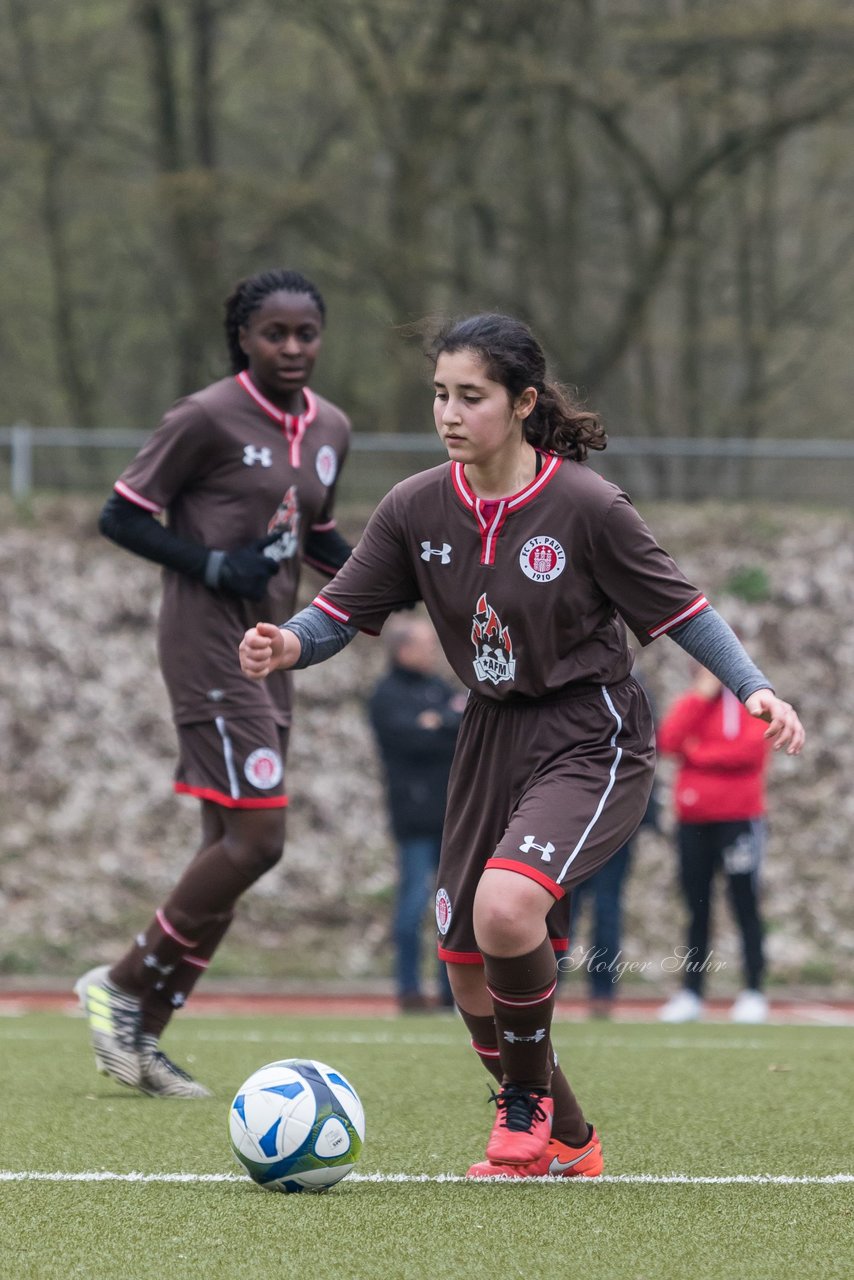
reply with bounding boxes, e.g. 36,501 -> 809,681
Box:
482,938 -> 557,1092
109,910 -> 199,998
456,1005 -> 589,1144
110,838 -> 260,998
456,1008 -> 503,1084
549,1045 -> 592,1146
140,914 -> 234,1038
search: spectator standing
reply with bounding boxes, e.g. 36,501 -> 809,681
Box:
368,615 -> 465,1012
568,790 -> 659,1019
567,671 -> 659,1019
657,666 -> 772,1024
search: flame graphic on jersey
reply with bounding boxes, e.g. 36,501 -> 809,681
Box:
265,484 -> 300,562
471,593 -> 516,686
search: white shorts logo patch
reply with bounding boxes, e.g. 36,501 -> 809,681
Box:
244,748 -> 283,790
435,888 -> 452,936
316,445 -> 338,487
519,536 -> 566,583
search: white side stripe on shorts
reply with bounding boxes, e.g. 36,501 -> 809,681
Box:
215,716 -> 241,800
556,686 -> 623,885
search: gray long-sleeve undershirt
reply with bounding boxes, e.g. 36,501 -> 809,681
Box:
282,603 -> 771,702
283,607 -> 358,667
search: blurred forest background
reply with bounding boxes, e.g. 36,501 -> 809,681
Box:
2,1 -> 854,990
2,0 -> 854,454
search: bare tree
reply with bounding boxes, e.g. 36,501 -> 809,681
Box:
3,0 -> 121,424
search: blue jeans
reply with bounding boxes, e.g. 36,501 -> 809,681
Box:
395,835 -> 453,1002
569,841 -> 633,1001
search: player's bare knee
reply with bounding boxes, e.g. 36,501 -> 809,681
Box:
473,871 -> 552,955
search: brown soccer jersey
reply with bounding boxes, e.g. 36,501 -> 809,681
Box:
115,373 -> 350,725
314,455 -> 707,697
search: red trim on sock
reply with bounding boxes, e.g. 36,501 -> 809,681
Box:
471,1040 -> 501,1058
485,977 -> 558,1008
155,909 -> 196,950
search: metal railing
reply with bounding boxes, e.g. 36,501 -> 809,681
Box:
2,423 -> 853,504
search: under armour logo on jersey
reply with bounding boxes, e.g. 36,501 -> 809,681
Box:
519,834 -> 556,863
503,1029 -> 547,1044
243,444 -> 273,468
420,541 -> 452,564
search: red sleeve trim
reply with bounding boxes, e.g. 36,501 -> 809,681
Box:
648,594 -> 709,640
484,858 -> 566,899
174,783 -> 288,809
114,480 -> 162,514
313,595 -> 351,623
310,519 -> 337,532
311,597 -> 380,636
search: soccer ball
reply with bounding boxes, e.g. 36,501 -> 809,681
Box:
228,1058 -> 365,1193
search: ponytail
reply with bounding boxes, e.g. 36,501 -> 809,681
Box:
524,381 -> 607,461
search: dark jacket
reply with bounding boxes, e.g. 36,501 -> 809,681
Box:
368,666 -> 463,841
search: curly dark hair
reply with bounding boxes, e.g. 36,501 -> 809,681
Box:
431,313 -> 606,461
224,269 -> 326,373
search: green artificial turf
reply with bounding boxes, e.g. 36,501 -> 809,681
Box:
0,1013 -> 852,1280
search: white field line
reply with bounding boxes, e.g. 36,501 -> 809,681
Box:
0,1170 -> 852,1186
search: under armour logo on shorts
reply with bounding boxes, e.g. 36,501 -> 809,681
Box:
519,834 -> 556,862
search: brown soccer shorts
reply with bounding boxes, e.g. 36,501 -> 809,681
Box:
436,677 -> 654,963
174,715 -> 290,809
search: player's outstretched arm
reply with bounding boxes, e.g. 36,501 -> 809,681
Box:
743,689 -> 805,755
239,622 -> 301,679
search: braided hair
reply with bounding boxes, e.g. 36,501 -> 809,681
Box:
224,269 -> 326,374
431,313 -> 606,461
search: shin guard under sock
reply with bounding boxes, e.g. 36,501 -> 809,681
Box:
482,938 -> 557,1091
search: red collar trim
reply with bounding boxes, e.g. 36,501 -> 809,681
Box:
236,371 -> 318,429
450,452 -> 562,511
450,454 -> 562,565
236,373 -> 318,466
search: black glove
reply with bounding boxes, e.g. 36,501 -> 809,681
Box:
205,533 -> 281,601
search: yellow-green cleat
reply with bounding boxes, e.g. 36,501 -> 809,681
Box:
74,964 -> 143,1089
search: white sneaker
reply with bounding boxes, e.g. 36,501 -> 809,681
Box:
658,990 -> 703,1023
730,990 -> 768,1024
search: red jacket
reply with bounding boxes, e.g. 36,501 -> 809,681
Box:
657,689 -> 770,823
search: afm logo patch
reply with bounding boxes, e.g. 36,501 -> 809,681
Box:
471,594 -> 515,686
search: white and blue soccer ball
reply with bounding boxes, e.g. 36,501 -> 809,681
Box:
228,1058 -> 365,1193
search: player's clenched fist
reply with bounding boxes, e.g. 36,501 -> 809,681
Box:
239,621 -> 302,678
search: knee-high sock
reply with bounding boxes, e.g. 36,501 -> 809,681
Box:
457,1004 -> 589,1145
109,839 -> 264,996
140,914 -> 234,1039
481,939 -> 557,1092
